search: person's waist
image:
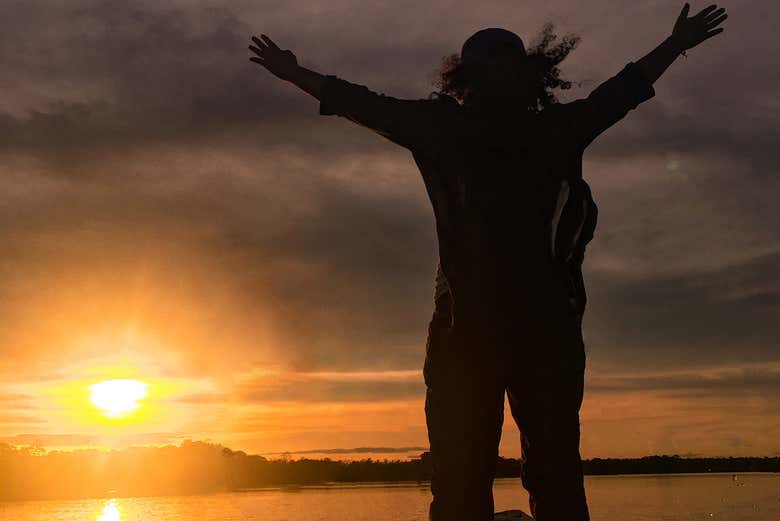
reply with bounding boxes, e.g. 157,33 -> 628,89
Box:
437,272 -> 575,314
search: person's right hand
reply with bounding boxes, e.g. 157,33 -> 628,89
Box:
670,3 -> 728,52
249,34 -> 299,81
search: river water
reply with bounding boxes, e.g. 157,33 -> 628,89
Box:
1,473 -> 778,520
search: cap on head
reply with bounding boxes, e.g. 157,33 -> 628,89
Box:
461,28 -> 526,65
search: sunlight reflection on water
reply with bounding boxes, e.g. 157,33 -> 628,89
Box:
96,499 -> 122,521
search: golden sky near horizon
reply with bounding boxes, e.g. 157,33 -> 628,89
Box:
0,0 -> 778,460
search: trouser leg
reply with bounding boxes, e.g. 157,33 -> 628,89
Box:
424,301 -> 506,521
506,323 -> 589,521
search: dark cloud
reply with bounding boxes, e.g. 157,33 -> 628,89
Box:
0,0 -> 438,162
0,8 -> 276,158
585,249 -> 780,369
588,366 -> 780,395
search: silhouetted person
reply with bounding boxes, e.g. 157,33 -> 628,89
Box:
249,4 -> 727,520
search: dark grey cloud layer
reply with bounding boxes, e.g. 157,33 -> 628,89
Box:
0,0 -> 777,388
588,366 -> 780,396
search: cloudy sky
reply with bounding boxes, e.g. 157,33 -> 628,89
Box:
0,0 -> 777,459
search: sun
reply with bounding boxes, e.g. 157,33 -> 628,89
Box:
89,379 -> 148,418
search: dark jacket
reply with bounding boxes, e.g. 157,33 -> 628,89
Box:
319,62 -> 655,332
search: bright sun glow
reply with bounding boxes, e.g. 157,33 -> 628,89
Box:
97,499 -> 122,521
97,499 -> 123,521
89,379 -> 148,418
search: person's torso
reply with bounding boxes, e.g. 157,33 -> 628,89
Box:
412,105 -> 597,324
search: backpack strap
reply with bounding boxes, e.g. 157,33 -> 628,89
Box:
551,177 -> 598,313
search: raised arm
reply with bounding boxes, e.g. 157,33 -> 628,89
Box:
560,3 -> 727,149
249,35 -> 325,100
248,34 -> 455,149
637,3 -> 727,84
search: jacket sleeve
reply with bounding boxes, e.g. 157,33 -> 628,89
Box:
562,61 -> 656,148
319,75 -> 452,149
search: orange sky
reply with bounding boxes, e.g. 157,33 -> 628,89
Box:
0,0 -> 778,460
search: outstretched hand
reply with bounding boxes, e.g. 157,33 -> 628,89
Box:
249,34 -> 299,81
671,3 -> 727,52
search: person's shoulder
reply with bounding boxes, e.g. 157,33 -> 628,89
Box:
427,92 -> 460,104
425,92 -> 463,112
536,101 -> 588,150
539,99 -> 592,132
540,99 -> 584,118
415,92 -> 464,128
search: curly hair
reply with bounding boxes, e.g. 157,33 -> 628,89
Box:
433,23 -> 581,113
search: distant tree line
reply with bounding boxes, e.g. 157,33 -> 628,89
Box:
1,441 -> 778,501
582,454 -> 780,475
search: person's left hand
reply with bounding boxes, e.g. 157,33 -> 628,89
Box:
249,34 -> 299,81
671,3 -> 728,52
